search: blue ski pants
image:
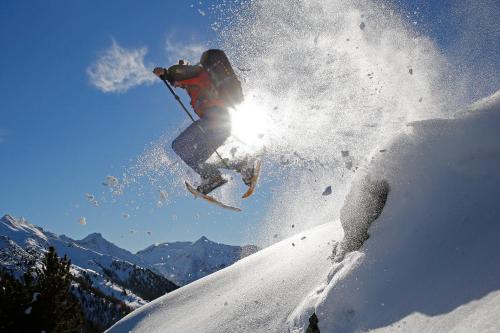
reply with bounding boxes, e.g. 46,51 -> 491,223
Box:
171,107 -> 232,179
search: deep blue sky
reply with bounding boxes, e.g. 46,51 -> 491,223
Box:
0,0 -> 497,252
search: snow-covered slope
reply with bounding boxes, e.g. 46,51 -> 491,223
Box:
136,236 -> 259,285
108,222 -> 344,332
107,91 -> 500,332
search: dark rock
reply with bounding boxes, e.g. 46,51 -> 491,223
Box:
306,313 -> 320,333
322,186 -> 332,196
335,176 -> 389,262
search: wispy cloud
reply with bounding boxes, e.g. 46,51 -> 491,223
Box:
87,40 -> 156,93
165,36 -> 206,64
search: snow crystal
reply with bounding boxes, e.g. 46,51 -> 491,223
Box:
159,190 -> 168,202
103,175 -> 119,187
85,193 -> 99,207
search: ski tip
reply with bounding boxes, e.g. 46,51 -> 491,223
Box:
241,188 -> 254,199
242,159 -> 262,199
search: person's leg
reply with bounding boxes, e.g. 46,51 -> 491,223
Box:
171,107 -> 231,179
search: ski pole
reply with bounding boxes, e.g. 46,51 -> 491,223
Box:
159,78 -> 230,169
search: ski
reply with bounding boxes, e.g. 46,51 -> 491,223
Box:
242,159 -> 262,199
185,181 -> 242,212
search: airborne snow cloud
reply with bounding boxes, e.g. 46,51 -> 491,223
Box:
87,40 -> 156,93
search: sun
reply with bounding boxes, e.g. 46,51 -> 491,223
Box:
229,99 -> 271,150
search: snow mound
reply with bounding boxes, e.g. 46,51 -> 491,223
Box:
290,90 -> 500,332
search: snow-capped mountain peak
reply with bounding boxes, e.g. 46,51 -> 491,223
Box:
76,232 -> 150,268
80,232 -> 105,242
194,235 -> 210,243
1,214 -> 48,248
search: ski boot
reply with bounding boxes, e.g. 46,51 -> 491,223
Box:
196,174 -> 228,195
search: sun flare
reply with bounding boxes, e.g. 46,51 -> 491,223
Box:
230,99 -> 272,150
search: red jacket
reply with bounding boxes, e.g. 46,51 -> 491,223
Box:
168,65 -> 225,117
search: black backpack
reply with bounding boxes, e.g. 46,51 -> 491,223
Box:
200,49 -> 244,108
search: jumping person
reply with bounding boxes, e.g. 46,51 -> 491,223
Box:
153,50 -> 256,195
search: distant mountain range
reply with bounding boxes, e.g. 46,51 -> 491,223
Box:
0,214 -> 259,330
137,236 -> 259,285
70,227 -> 259,287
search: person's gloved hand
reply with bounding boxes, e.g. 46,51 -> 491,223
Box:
153,67 -> 171,81
153,67 -> 165,77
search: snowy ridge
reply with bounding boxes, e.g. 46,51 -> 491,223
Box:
136,236 -> 259,286
107,91 -> 500,332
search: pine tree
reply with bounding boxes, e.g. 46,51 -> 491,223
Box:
0,270 -> 32,332
28,246 -> 85,332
